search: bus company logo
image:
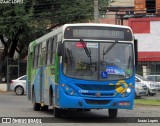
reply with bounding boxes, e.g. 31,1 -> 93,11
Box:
95,92 -> 101,97
2,118 -> 11,123
0,0 -> 23,4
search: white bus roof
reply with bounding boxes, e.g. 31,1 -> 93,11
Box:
29,23 -> 132,48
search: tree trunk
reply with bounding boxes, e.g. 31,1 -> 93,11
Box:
0,35 -> 8,59
8,39 -> 18,58
8,30 -> 21,58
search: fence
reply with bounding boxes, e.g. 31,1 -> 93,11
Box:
0,57 -> 27,86
137,61 -> 160,76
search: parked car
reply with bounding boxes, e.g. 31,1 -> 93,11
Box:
135,82 -> 148,98
145,75 -> 160,84
135,74 -> 159,96
10,75 -> 26,95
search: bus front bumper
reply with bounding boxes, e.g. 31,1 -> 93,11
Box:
58,92 -> 134,110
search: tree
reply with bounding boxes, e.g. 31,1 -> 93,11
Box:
0,1 -> 35,80
0,0 -> 113,81
0,2 -> 33,59
0,0 -> 112,60
0,0 -> 51,59
51,0 -> 111,25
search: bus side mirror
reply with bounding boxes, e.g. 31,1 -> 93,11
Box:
134,39 -> 138,67
58,42 -> 64,56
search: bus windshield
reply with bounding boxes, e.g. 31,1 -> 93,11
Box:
63,41 -> 133,81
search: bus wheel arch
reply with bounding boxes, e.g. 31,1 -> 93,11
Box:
32,85 -> 41,111
49,85 -> 53,106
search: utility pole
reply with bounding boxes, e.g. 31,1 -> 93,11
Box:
94,0 -> 99,23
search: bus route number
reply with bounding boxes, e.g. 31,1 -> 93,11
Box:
79,90 -> 89,93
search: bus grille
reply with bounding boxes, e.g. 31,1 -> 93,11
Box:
75,83 -> 117,97
76,84 -> 116,91
82,93 -> 115,97
85,99 -> 110,105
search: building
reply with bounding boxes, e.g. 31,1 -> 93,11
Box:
129,17 -> 160,75
100,0 -> 134,25
100,0 -> 160,76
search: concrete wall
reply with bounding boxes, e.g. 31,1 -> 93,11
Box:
134,21 -> 160,52
0,84 -> 7,92
129,18 -> 160,52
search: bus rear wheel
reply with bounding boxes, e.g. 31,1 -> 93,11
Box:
108,109 -> 118,118
54,108 -> 62,118
32,90 -> 40,111
41,105 -> 48,111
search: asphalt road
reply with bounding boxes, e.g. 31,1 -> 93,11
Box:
0,91 -> 160,126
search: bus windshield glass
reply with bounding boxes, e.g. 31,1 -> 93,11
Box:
63,41 -> 133,81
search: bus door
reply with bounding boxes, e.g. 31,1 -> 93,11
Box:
27,52 -> 33,100
40,67 -> 44,103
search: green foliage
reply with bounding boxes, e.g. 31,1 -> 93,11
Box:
135,99 -> 160,106
0,0 -> 112,59
52,0 -> 110,25
0,1 -> 34,58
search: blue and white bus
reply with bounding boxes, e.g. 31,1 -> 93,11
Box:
27,23 -> 137,118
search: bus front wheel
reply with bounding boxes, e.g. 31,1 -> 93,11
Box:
108,109 -> 118,118
54,107 -> 62,118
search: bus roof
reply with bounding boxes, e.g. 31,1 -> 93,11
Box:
62,23 -> 132,29
29,23 -> 132,48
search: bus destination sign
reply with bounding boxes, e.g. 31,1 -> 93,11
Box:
64,26 -> 133,41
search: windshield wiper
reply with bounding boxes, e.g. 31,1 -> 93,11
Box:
103,40 -> 118,55
80,39 -> 91,58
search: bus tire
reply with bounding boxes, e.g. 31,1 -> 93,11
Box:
108,109 -> 118,118
84,109 -> 91,111
41,105 -> 48,111
32,90 -> 40,111
77,109 -> 91,111
54,108 -> 61,118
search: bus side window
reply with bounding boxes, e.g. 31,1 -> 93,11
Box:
33,45 -> 39,68
51,36 -> 57,64
46,39 -> 52,65
38,44 -> 42,66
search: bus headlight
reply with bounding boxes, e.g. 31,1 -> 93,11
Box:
62,84 -> 78,96
126,88 -> 131,93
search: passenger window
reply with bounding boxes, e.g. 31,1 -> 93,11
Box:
20,76 -> 26,80
156,76 -> 160,82
46,39 -> 52,65
38,44 -> 42,66
46,37 -> 57,65
51,36 -> 57,64
33,46 -> 39,68
147,76 -> 155,81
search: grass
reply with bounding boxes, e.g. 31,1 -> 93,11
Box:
134,99 -> 160,106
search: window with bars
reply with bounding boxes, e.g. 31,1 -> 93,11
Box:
146,0 -> 156,14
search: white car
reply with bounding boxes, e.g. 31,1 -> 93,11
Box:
135,82 -> 148,98
10,75 -> 26,95
145,75 -> 160,84
135,74 -> 159,96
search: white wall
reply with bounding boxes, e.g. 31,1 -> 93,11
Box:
134,21 -> 160,52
